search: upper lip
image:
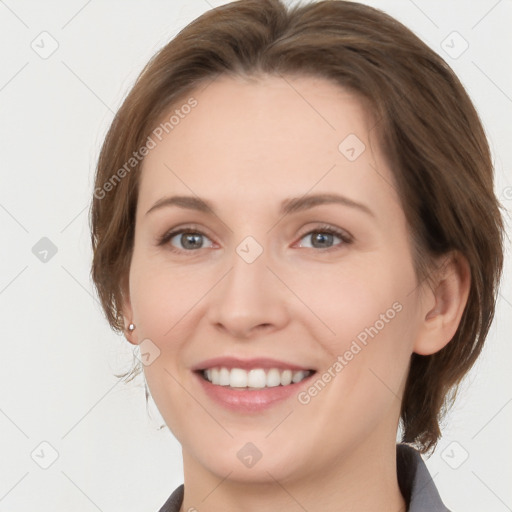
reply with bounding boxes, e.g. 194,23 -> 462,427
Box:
192,357 -> 315,372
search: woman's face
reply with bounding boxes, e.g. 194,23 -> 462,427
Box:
124,74 -> 429,483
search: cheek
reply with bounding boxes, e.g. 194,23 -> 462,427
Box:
296,259 -> 415,396
129,255 -> 207,339
129,262 -> 201,436
291,261 -> 405,345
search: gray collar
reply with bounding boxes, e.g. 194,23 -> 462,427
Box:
158,444 -> 450,511
397,443 -> 451,511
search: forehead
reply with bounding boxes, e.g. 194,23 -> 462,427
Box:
138,74 -> 397,214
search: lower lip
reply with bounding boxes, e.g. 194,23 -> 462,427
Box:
193,371 -> 316,413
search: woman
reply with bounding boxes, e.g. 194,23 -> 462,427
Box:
90,0 -> 505,510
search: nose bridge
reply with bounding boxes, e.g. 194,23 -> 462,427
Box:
206,234 -> 289,337
223,236 -> 273,310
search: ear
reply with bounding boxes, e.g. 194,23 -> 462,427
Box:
120,275 -> 139,346
413,250 -> 471,356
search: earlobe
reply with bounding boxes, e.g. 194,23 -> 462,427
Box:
124,322 -> 138,345
122,314 -> 139,346
120,281 -> 139,346
413,251 -> 471,356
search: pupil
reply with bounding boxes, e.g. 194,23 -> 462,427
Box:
182,233 -> 202,249
312,232 -> 332,248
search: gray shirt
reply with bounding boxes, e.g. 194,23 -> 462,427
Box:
157,443 -> 451,511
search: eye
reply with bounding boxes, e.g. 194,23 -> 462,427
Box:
296,225 -> 352,250
158,227 -> 214,252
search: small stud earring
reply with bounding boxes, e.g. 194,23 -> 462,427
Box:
128,323 -> 136,332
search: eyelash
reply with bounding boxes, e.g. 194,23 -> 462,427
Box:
157,223 -> 353,255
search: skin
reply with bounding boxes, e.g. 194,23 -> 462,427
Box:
121,74 -> 470,512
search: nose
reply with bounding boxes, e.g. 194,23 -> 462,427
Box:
205,244 -> 290,339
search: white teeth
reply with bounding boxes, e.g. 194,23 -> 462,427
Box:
280,369 -> 292,386
292,371 -> 307,383
202,367 -> 313,388
247,369 -> 266,388
230,368 -> 248,387
266,368 -> 281,387
219,367 -> 231,386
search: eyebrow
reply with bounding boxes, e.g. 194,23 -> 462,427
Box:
145,193 -> 375,218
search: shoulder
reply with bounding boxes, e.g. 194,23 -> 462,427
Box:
157,483 -> 184,512
397,443 -> 452,512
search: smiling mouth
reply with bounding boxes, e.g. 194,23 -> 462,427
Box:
196,367 -> 316,389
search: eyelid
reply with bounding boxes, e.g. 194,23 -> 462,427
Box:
296,223 -> 353,243
157,223 -> 213,245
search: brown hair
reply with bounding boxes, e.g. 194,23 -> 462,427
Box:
89,0 -> 506,454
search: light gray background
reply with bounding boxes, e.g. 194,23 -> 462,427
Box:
0,0 -> 511,510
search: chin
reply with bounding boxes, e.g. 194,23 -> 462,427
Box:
195,446 -> 303,484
